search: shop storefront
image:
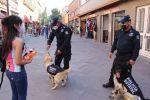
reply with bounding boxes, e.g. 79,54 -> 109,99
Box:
111,10 -> 125,44
101,14 -> 109,43
136,5 -> 150,58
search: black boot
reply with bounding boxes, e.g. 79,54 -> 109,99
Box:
102,82 -> 114,88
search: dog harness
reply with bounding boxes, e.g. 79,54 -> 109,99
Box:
47,64 -> 63,75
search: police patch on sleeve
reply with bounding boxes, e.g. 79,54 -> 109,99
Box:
61,29 -> 64,32
129,33 -> 134,37
136,35 -> 140,39
65,31 -> 69,35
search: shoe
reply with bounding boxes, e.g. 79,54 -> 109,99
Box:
102,82 -> 114,88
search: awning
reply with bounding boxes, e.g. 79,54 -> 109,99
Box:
23,15 -> 32,23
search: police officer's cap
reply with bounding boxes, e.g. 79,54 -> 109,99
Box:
118,15 -> 131,24
51,16 -> 59,25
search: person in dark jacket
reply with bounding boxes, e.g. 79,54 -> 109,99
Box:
103,15 -> 140,88
45,25 -> 49,39
47,17 -> 72,70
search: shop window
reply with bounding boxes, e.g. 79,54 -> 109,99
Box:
111,10 -> 125,45
147,7 -> 150,33
146,36 -> 150,51
103,15 -> 109,43
103,30 -> 108,43
140,35 -> 143,49
138,8 -> 145,32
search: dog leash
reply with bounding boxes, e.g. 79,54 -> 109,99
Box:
47,52 -> 51,56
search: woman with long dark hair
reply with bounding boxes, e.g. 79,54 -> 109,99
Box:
1,15 -> 32,100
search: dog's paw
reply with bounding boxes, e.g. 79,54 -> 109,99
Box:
51,86 -> 57,90
111,90 -> 116,94
61,79 -> 67,87
109,95 -> 115,99
51,82 -> 55,87
61,82 -> 66,87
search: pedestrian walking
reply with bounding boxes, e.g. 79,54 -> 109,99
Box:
45,25 -> 49,39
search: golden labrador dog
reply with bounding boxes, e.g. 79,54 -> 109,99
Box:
44,53 -> 70,90
110,73 -> 141,100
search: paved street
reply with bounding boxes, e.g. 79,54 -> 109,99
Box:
0,35 -> 150,100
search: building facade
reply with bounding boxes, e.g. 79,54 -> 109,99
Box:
0,0 -> 7,33
68,0 -> 80,34
17,0 -> 41,34
67,0 -> 150,58
62,6 -> 69,25
0,0 -> 19,39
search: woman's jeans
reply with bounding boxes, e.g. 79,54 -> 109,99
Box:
6,69 -> 28,100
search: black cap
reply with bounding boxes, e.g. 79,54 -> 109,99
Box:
51,17 -> 59,25
118,15 -> 131,24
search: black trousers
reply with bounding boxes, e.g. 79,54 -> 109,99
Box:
55,52 -> 71,70
108,53 -> 144,99
108,53 -> 132,84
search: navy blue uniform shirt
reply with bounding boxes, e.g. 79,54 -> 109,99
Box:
47,24 -> 72,54
111,27 -> 140,61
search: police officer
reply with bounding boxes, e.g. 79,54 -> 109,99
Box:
47,17 -> 72,70
103,15 -> 140,88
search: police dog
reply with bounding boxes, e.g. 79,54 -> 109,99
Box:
110,72 -> 141,100
44,53 -> 70,90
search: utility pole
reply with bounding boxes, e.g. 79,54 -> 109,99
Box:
63,6 -> 69,26
7,0 -> 9,16
67,11 -> 69,26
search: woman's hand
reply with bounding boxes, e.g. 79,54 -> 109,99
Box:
21,58 -> 32,65
25,59 -> 32,64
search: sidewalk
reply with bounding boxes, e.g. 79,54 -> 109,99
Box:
0,35 -> 150,100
